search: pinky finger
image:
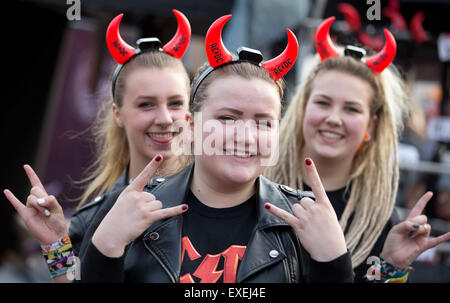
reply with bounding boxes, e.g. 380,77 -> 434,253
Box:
3,189 -> 26,216
426,232 -> 450,250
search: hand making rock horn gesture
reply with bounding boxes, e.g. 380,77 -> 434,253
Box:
265,158 -> 348,262
381,191 -> 450,269
92,154 -> 189,258
4,165 -> 68,246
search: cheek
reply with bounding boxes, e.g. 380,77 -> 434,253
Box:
302,104 -> 323,134
343,115 -> 370,137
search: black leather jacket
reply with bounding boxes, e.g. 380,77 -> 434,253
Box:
77,164 -> 354,283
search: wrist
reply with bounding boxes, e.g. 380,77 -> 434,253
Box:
92,229 -> 126,258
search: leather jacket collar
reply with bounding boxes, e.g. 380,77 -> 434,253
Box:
141,163 -> 296,282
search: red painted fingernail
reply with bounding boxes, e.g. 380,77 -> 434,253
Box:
182,204 -> 188,211
305,158 -> 312,166
155,155 -> 162,162
264,203 -> 271,210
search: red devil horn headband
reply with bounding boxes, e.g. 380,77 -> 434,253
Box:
106,9 -> 191,63
315,16 -> 396,74
204,14 -> 299,81
107,10 -> 191,99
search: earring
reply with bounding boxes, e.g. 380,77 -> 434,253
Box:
355,133 -> 370,155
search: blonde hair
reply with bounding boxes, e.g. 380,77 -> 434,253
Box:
265,55 -> 408,267
77,51 -> 191,208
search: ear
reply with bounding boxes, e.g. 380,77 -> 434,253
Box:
366,115 -> 378,141
112,103 -> 124,128
186,112 -> 194,144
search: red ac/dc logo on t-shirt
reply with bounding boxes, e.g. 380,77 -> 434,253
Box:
180,236 -> 246,283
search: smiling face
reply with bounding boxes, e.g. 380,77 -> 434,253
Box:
193,75 -> 281,186
302,70 -> 377,162
113,67 -> 189,167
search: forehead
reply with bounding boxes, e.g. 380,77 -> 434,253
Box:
311,70 -> 373,104
202,75 -> 281,116
124,67 -> 188,96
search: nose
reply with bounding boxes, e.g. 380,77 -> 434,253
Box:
325,108 -> 343,127
234,120 -> 257,153
154,105 -> 174,128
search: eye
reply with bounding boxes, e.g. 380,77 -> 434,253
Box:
169,100 -> 184,107
138,102 -> 153,109
345,107 -> 360,113
316,100 -> 330,106
257,120 -> 272,129
218,115 -> 235,121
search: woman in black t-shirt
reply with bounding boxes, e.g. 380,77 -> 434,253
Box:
81,15 -> 354,283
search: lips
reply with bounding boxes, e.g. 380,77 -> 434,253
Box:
319,130 -> 344,140
146,132 -> 177,145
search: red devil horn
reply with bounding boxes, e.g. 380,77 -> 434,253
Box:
261,29 -> 299,81
315,17 -> 340,61
162,9 -> 191,59
365,29 -> 397,73
205,15 -> 233,68
410,11 -> 428,44
337,3 -> 361,32
106,14 -> 136,64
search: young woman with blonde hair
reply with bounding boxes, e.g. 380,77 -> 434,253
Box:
265,17 -> 450,282
4,10 -> 193,282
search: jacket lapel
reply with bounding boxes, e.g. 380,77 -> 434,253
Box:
236,176 -> 293,282
141,163 -> 194,282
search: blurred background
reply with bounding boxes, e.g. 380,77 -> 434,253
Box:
1,0 -> 449,282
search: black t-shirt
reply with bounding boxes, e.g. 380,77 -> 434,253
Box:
303,183 -> 395,282
180,190 -> 257,283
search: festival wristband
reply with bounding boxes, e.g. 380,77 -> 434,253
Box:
41,236 -> 76,278
366,255 -> 412,283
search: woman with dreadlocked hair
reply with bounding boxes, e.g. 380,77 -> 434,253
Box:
265,17 -> 450,282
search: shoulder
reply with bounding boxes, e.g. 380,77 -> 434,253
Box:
70,194 -> 107,236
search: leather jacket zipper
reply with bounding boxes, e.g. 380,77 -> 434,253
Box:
143,239 -> 177,283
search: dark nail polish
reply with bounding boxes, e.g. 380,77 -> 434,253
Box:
408,231 -> 414,237
155,155 -> 162,162
182,204 -> 188,211
412,224 -> 419,229
305,158 -> 312,166
264,204 -> 271,210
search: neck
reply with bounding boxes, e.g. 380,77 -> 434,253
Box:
128,154 -> 178,180
301,152 -> 352,191
190,165 -> 256,208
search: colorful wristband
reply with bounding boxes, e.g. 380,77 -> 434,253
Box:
41,236 -> 76,278
366,256 -> 412,283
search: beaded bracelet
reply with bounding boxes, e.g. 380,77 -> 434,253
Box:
41,236 -> 76,278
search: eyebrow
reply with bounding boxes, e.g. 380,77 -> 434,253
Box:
312,94 -> 364,107
217,107 -> 275,119
135,94 -> 185,102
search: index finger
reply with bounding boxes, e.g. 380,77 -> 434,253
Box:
303,158 -> 328,203
127,154 -> 163,191
23,165 -> 47,195
407,191 -> 433,219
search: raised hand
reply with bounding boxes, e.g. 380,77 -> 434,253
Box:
92,154 -> 189,258
265,158 -> 347,262
3,165 -> 67,245
381,191 -> 450,269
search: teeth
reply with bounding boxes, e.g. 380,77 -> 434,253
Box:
321,131 -> 342,139
149,133 -> 173,138
233,152 -> 253,158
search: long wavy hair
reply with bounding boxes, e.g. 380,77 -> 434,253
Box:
265,55 -> 408,267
